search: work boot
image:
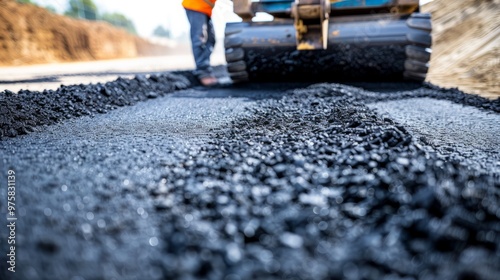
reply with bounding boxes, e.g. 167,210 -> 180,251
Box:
199,75 -> 218,87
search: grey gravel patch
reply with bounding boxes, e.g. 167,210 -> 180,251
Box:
244,45 -> 408,82
351,83 -> 500,113
36,90 -> 253,141
1,82 -> 499,280
0,73 -> 191,138
0,93 -> 255,280
369,97 -> 500,173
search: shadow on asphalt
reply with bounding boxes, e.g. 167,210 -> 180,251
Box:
346,82 -> 423,92
173,82 -> 308,101
173,81 -> 425,102
0,76 -> 60,84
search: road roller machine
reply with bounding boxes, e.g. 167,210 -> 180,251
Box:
225,0 -> 432,83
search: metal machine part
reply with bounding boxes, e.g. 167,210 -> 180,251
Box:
226,0 -> 432,83
291,0 -> 330,50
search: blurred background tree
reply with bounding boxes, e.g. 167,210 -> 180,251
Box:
16,0 -> 58,14
153,25 -> 171,38
62,0 -> 137,34
65,0 -> 98,20
44,5 -> 57,13
101,13 -> 137,35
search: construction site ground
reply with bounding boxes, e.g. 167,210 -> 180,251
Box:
0,0 -> 498,99
0,43 -> 227,93
0,1 -> 499,280
422,0 -> 500,99
1,68 -> 499,280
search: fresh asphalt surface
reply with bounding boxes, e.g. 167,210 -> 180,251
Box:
0,76 -> 499,279
369,98 -> 500,173
1,88 -> 260,280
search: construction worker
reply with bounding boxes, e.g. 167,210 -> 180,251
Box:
182,0 -> 218,86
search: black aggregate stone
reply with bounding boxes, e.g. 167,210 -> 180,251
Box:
0,73 -> 191,138
1,73 -> 499,280
352,82 -> 500,113
148,84 -> 500,279
244,45 -> 407,82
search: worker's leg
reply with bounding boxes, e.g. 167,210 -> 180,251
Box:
185,9 -> 215,78
206,17 -> 216,61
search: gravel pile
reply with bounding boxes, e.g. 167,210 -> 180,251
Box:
244,45 -> 407,82
0,73 -> 191,138
369,97 -> 500,174
104,85 -> 500,279
1,74 -> 499,280
353,83 -> 500,112
150,83 -> 500,279
2,67 -> 497,140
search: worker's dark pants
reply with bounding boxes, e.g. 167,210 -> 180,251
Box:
185,9 -> 216,78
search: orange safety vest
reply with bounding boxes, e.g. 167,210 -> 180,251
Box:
182,0 -> 217,17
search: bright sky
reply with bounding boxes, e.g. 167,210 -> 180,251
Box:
33,0 -> 434,38
33,0 -> 240,38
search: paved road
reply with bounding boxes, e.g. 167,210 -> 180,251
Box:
1,81 -> 499,280
0,49 -> 226,93
369,97 -> 500,173
0,86 -> 277,280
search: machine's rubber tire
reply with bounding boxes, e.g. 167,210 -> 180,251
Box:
225,26 -> 249,83
225,36 -> 243,48
224,12 -> 433,83
227,61 -> 247,72
225,48 -> 245,63
403,13 -> 432,82
405,60 -> 429,73
407,17 -> 432,31
407,33 -> 432,46
229,71 -> 249,82
404,71 -> 427,81
411,13 -> 431,19
406,45 -> 431,62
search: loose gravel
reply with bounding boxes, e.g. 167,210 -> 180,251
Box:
0,91 -> 256,280
152,84 -> 499,280
369,97 -> 500,173
0,73 -> 191,138
244,45 -> 407,82
0,75 -> 499,280
345,82 -> 500,113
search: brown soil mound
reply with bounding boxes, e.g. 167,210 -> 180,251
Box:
423,0 -> 500,99
1,0 -> 498,99
0,0 -> 169,66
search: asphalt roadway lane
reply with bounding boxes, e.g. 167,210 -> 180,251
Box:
0,87 -> 265,279
0,81 -> 499,280
369,98 -> 500,174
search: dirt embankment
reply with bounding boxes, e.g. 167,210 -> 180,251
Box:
1,0 -> 498,99
0,0 -> 169,66
423,0 -> 500,99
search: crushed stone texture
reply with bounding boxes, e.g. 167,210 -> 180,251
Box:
369,97 -> 500,173
0,78 -> 499,280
